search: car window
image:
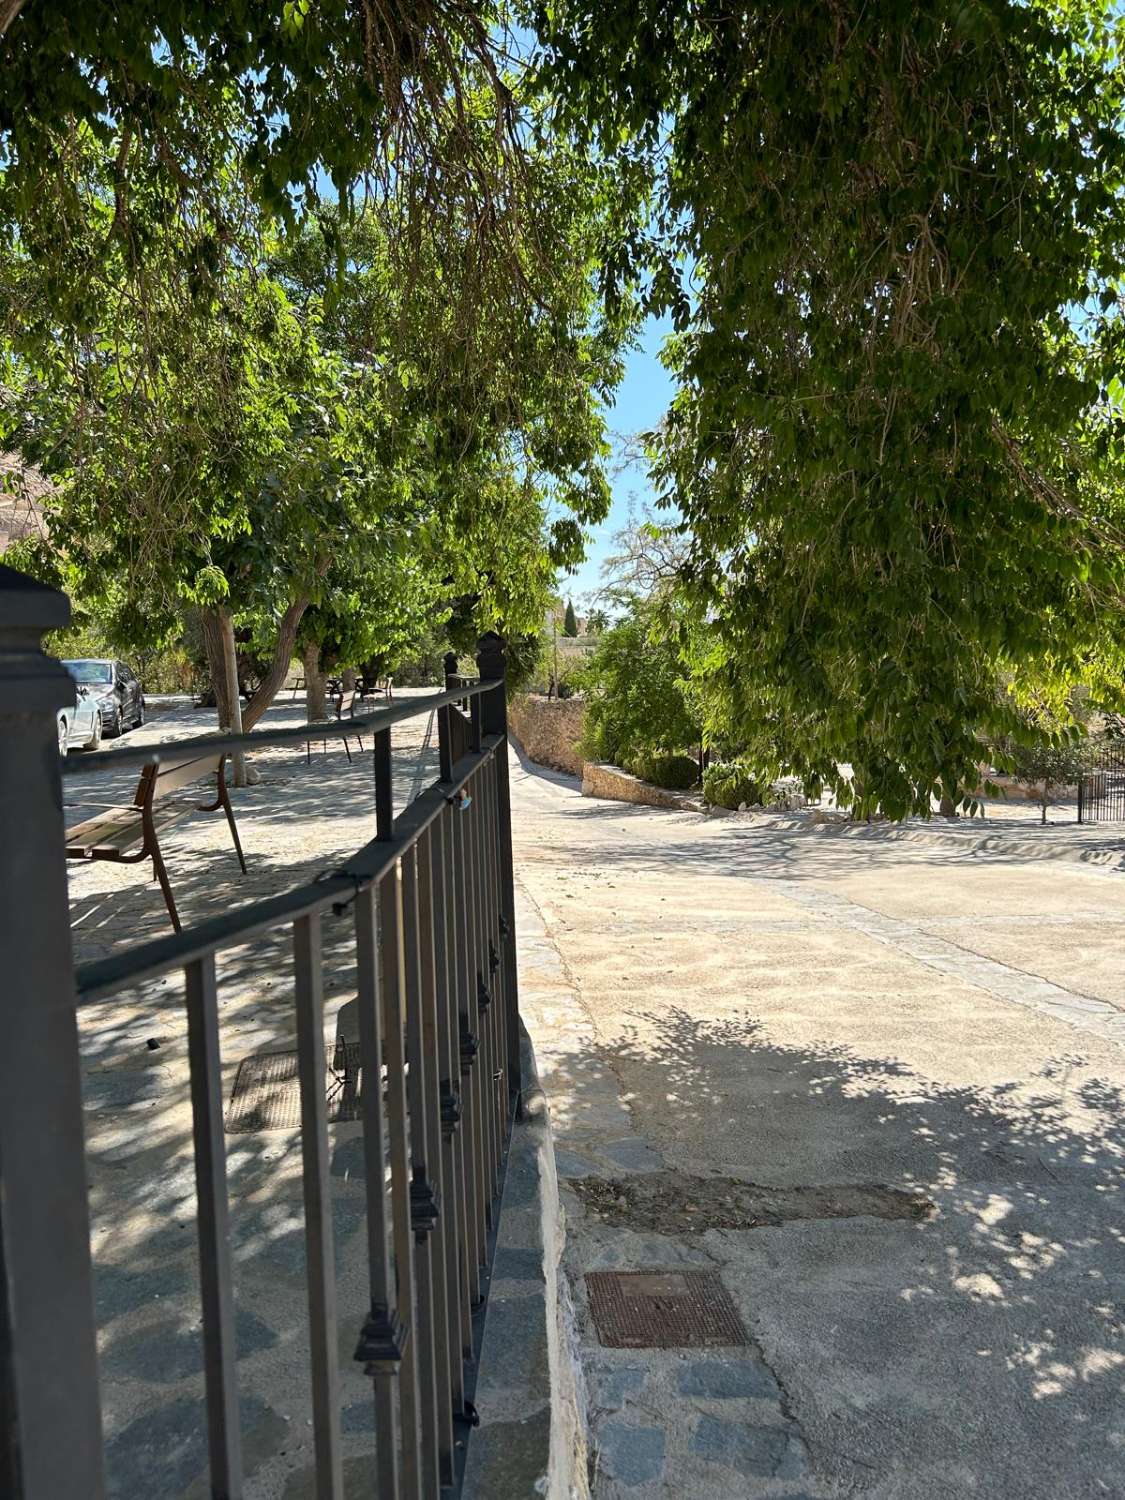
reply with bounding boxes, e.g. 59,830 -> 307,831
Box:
63,660 -> 113,685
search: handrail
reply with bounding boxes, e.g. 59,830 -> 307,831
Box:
62,679 -> 497,777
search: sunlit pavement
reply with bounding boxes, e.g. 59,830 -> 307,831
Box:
511,745 -> 1125,1500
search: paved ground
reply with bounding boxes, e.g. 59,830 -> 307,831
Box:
63,709 -> 1125,1498
511,749 -> 1125,1500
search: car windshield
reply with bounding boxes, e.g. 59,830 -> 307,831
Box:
64,660 -> 113,685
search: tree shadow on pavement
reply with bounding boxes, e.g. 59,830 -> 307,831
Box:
585,1003 -> 1125,1498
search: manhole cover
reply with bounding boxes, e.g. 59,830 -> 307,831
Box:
226,1041 -> 362,1132
586,1270 -> 748,1349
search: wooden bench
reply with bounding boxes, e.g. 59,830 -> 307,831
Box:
306,687 -> 366,763
66,751 -> 247,933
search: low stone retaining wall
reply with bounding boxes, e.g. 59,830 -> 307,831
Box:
581,762 -> 689,809
509,694 -> 586,776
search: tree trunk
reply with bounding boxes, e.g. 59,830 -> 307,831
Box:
219,610 -> 247,787
240,595 -> 311,732
199,608 -> 235,728
304,641 -> 326,723
939,792 -> 957,819
341,666 -> 357,693
0,1 -> 30,39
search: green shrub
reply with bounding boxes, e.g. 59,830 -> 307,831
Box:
703,761 -> 764,809
580,607 -> 700,765
626,751 -> 700,790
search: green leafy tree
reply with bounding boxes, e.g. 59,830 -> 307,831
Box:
580,599 -> 700,765
2,74 -> 637,733
0,1 -> 526,317
1004,718 -> 1092,825
540,0 -> 1125,816
563,598 -> 579,637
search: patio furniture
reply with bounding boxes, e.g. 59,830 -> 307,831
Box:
306,686 -> 365,763
65,751 -> 246,932
357,674 -> 393,702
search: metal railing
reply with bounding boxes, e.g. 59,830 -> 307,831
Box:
1078,741 -> 1125,823
0,562 -> 522,1500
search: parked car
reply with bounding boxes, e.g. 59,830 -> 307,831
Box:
62,659 -> 145,737
56,686 -> 103,756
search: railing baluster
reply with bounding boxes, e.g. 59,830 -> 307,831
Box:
449,788 -> 485,1300
353,886 -> 405,1500
414,831 -> 458,1478
462,774 -> 492,1242
470,768 -> 499,1210
478,636 -> 522,1108
379,867 -> 425,1500
479,761 -> 510,1143
185,953 -> 243,1499
429,811 -> 471,1405
293,912 -> 344,1500
401,848 -> 443,1497
436,697 -> 481,1345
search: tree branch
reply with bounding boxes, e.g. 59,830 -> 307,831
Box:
0,0 -> 29,39
241,594 -> 311,731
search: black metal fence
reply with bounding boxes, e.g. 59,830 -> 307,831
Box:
0,563 -> 521,1499
1078,741 -> 1125,823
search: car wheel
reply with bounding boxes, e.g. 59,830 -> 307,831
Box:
135,699 -> 145,728
84,714 -> 102,751
106,708 -> 122,738
58,716 -> 69,757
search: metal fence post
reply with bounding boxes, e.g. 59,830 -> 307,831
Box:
475,632 -> 521,1110
0,565 -> 105,1499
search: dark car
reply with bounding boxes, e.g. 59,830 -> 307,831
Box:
63,659 -> 145,737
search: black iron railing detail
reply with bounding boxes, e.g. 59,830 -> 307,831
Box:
1078,742 -> 1125,823
0,561 -> 521,1500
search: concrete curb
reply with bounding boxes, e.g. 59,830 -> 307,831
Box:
462,1024 -> 588,1500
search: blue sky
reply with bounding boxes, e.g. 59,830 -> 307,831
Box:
560,313 -> 676,607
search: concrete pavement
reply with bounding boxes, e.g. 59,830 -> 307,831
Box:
510,747 -> 1125,1499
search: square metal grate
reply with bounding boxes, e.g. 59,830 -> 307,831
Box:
586,1270 -> 749,1349
225,1041 -> 363,1132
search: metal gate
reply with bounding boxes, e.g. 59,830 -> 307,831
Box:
1078,742 -> 1125,823
0,562 -> 521,1500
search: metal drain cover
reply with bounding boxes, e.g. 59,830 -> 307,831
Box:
586,1270 -> 748,1349
226,1041 -> 362,1132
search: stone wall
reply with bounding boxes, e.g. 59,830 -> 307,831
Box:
580,762 -> 687,809
509,693 -> 586,776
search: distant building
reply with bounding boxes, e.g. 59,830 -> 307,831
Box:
545,601 -> 588,637
0,453 -> 51,555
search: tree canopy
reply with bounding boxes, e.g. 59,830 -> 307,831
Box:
539,0 -> 1125,813
0,48 -> 635,723
7,2 -> 1125,811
